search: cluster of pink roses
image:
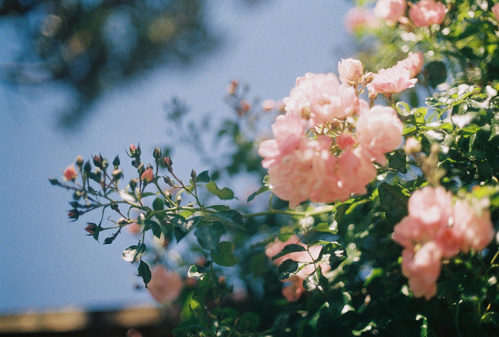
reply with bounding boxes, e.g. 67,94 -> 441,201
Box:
392,186 -> 495,299
257,54 -> 424,207
344,0 -> 448,33
265,235 -> 330,301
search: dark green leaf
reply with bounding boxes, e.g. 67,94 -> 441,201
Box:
278,259 -> 299,280
212,241 -> 238,267
424,61 -> 447,88
240,312 -> 261,331
152,197 -> 164,211
138,260 -> 151,287
196,170 -> 211,183
378,183 -> 409,224
194,222 -> 225,251
387,149 -> 407,173
211,210 -> 244,230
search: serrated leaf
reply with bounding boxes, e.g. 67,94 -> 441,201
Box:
211,210 -> 244,230
212,241 -> 238,267
196,170 -> 210,183
206,181 -> 235,200
278,259 -> 299,280
152,197 -> 164,211
194,222 -> 225,251
247,186 -> 270,202
138,260 -> 151,287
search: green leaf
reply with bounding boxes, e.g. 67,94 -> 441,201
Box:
387,149 -> 407,173
196,170 -> 211,183
271,244 -> 306,261
206,181 -> 235,200
145,219 -> 162,238
194,222 -> 225,251
278,259 -> 299,280
212,241 -> 239,267
138,260 -> 152,287
187,264 -> 206,278
211,210 -> 244,230
247,186 -> 270,202
424,61 -> 447,88
152,197 -> 164,211
122,243 -> 146,263
240,312 -> 261,331
378,183 -> 409,224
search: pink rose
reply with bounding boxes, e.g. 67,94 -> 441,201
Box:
409,0 -> 447,27
335,149 -> 377,198
374,0 -> 407,24
356,105 -> 403,165
344,7 -> 379,34
493,4 -> 499,20
63,164 -> 78,181
258,113 -> 307,169
265,235 -> 302,266
338,58 -> 364,86
368,66 -> 417,95
401,242 -> 442,300
282,276 -> 306,302
148,265 -> 183,303
404,137 -> 421,154
395,52 -> 424,78
283,72 -> 359,126
453,200 -> 494,253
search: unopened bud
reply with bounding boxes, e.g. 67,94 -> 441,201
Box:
227,79 -> 238,94
84,161 -> 92,173
68,210 -> 80,221
113,155 -> 120,168
163,176 -> 174,186
110,202 -> 119,211
191,169 -> 197,180
129,179 -> 138,189
112,169 -> 123,180
93,155 -> 103,168
364,72 -> 374,84
162,157 -> 173,169
141,167 -> 154,183
129,144 -> 141,158
153,147 -> 162,159
85,223 -> 97,234
76,155 -> 84,167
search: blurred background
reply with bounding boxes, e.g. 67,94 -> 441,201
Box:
0,0 -> 354,325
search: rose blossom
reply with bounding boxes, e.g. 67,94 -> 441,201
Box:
282,276 -> 306,302
452,200 -> 495,253
409,0 -> 447,27
395,52 -> 424,78
63,164 -> 78,181
283,72 -> 359,126
141,167 -> 154,183
148,265 -> 183,303
258,112 -> 306,169
338,58 -> 364,86
493,4 -> 499,23
356,105 -> 403,165
344,7 -> 379,34
401,242 -> 442,300
374,0 -> 407,24
368,66 -> 417,95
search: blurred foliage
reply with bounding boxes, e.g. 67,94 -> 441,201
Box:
0,0 -> 218,127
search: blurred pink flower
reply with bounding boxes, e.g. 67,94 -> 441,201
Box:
453,200 -> 495,253
148,265 -> 183,304
283,72 -> 359,126
338,58 -> 364,86
258,113 -> 307,169
404,137 -> 421,154
368,66 -> 417,95
344,7 -> 379,34
282,276 -> 306,302
493,4 -> 499,23
374,0 -> 407,24
63,164 -> 78,181
401,242 -> 442,300
356,105 -> 403,165
409,0 -> 447,27
261,99 -> 275,111
395,52 -> 424,78
265,235 -> 302,266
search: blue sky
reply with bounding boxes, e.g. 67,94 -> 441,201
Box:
0,1 -> 353,313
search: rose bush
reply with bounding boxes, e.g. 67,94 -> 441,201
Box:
52,0 -> 499,336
